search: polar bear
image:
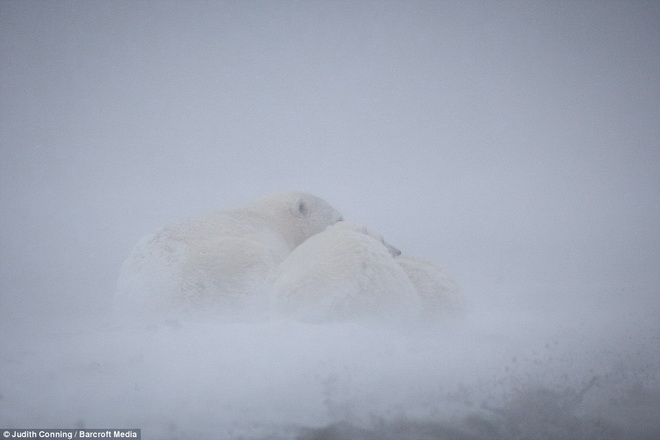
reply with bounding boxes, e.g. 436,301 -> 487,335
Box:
396,256 -> 464,321
274,221 -> 421,324
114,192 -> 343,321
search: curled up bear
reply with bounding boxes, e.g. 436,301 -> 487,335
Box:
274,221 -> 422,324
114,192 -> 343,321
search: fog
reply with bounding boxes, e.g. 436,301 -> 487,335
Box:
1,1 -> 659,438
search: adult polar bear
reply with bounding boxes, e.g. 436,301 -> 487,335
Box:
275,221 -> 422,324
274,221 -> 462,324
115,192 -> 343,320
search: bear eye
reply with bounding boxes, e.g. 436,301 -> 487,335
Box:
298,200 -> 308,215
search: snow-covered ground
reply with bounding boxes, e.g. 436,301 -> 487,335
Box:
2,284 -> 658,439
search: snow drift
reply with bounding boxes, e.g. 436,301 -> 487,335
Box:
1,284 -> 658,440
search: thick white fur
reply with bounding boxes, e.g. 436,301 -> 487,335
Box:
274,222 -> 421,324
114,192 -> 343,320
396,256 -> 464,321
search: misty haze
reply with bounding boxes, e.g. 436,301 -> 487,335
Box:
1,1 -> 659,439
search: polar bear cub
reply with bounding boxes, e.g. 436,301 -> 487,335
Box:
396,256 -> 464,320
114,192 -> 343,321
274,221 -> 421,324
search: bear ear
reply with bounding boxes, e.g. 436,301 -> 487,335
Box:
295,198 -> 309,217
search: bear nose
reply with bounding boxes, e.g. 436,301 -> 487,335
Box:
387,244 -> 401,257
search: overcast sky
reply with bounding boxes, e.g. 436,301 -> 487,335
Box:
1,0 -> 659,324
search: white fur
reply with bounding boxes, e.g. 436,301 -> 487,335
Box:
274,222 -> 421,324
114,192 -> 343,321
396,256 -> 464,320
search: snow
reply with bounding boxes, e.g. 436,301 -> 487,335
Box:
2,285 -> 658,439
